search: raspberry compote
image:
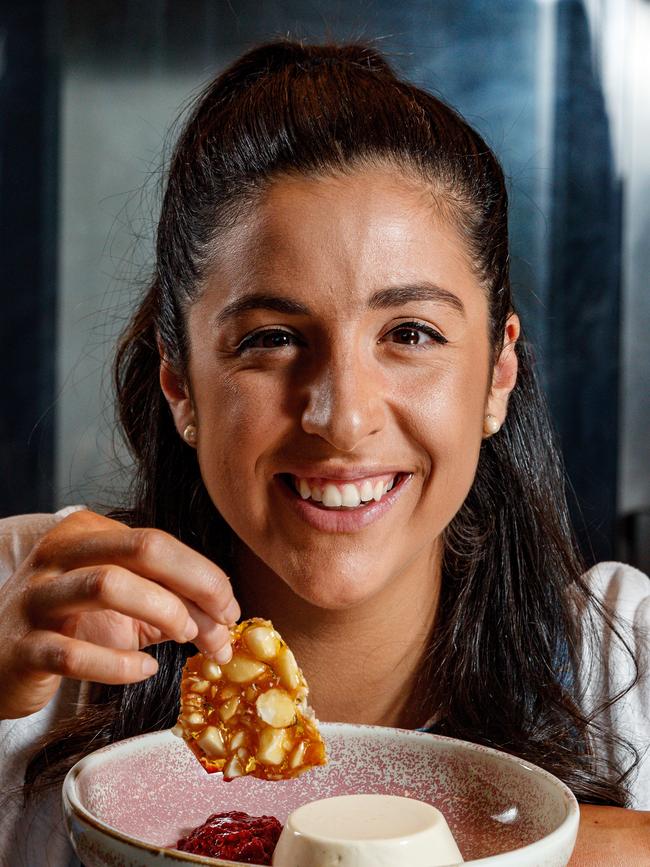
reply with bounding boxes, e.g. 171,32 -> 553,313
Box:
176,810 -> 283,864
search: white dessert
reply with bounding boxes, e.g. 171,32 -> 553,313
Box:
272,793 -> 463,867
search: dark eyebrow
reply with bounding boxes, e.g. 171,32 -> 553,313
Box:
215,281 -> 466,325
215,294 -> 311,325
368,283 -> 466,317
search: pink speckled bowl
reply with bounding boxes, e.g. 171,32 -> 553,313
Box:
62,723 -> 579,867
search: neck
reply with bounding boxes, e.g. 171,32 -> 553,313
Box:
231,543 -> 441,730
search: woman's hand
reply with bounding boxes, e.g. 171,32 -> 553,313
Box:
0,510 -> 240,720
570,805 -> 650,866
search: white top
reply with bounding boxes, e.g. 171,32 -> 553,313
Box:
0,508 -> 649,866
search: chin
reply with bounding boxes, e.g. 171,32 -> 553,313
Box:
287,570 -> 387,611
233,537 -> 395,612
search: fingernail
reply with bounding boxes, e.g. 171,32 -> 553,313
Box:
142,656 -> 158,676
183,617 -> 199,642
213,643 -> 233,665
223,600 -> 241,625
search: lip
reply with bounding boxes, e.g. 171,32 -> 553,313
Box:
277,465 -> 412,482
274,472 -> 413,533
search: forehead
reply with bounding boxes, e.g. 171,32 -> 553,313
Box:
206,166 -> 485,317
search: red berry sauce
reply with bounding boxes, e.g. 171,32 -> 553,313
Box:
176,810 -> 283,864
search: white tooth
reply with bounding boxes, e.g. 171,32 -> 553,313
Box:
322,484 -> 343,507
341,483 -> 361,508
298,478 -> 311,499
360,480 -> 375,502
373,480 -> 384,501
387,475 -> 395,491
311,484 -> 323,502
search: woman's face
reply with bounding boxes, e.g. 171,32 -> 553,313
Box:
162,166 -> 518,610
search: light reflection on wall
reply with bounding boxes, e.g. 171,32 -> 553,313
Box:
55,71 -> 199,507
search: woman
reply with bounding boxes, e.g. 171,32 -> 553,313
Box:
1,40 -> 649,864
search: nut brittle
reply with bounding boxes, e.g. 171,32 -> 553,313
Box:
173,618 -> 327,781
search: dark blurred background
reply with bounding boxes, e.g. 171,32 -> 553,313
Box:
1,0 -> 649,572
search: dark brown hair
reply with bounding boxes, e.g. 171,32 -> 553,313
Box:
25,38 -> 638,805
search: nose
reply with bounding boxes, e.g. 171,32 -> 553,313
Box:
300,347 -> 386,451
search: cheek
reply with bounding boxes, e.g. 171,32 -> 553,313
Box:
406,361 -> 486,495
192,371 -> 286,520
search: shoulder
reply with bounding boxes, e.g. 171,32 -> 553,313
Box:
0,506 -> 86,585
579,560 -> 650,671
581,561 -> 650,660
583,561 -> 650,619
580,563 -> 650,809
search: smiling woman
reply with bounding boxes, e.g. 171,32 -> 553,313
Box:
0,38 -> 649,865
163,167 -> 517,613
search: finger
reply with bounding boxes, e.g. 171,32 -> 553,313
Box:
21,630 -> 159,684
184,599 -> 233,663
32,524 -> 241,627
34,508 -> 130,541
28,565 -> 198,645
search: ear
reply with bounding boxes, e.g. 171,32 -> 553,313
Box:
485,313 -> 520,431
158,342 -> 195,443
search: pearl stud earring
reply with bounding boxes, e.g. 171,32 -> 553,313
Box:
483,414 -> 501,436
183,424 -> 197,444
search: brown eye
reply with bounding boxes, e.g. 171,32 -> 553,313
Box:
259,332 -> 292,348
386,322 -> 448,347
392,327 -> 421,345
237,330 -> 297,352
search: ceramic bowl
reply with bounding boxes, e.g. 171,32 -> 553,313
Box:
62,723 -> 579,867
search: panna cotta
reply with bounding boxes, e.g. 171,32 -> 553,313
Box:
272,793 -> 463,867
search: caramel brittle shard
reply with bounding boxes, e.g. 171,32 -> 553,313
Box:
173,618 -> 327,781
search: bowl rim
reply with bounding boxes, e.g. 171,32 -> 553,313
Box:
62,722 -> 580,866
